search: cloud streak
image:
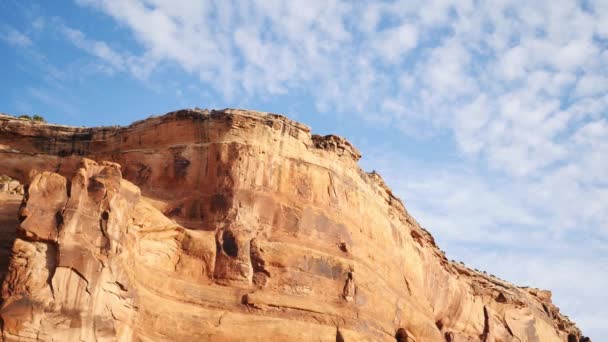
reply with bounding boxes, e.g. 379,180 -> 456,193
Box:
1,27 -> 32,47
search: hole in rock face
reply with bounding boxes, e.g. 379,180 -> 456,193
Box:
55,211 -> 64,227
496,292 -> 507,303
101,211 -> 109,220
435,320 -> 444,330
567,334 -> 580,342
173,157 -> 190,178
395,328 -> 408,342
222,230 -> 239,257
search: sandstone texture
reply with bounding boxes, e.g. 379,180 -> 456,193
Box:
0,109 -> 590,341
0,176 -> 23,196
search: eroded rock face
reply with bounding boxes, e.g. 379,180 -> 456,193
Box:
0,110 -> 590,341
0,175 -> 23,196
0,191 -> 20,292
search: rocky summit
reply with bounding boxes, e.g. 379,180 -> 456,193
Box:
0,109 -> 589,341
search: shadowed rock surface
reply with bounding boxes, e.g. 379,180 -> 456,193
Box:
0,193 -> 20,292
0,109 -> 590,341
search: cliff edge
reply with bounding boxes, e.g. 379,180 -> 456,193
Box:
0,109 -> 590,341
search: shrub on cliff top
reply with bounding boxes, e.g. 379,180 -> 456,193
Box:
17,114 -> 46,122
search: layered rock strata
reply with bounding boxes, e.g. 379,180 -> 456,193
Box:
0,110 -> 589,341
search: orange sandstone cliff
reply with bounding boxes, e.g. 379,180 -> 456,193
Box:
0,109 -> 590,341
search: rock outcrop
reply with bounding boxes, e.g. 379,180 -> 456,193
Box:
0,109 -> 589,341
0,175 -> 23,196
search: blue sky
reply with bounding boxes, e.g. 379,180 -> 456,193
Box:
1,0 -> 607,338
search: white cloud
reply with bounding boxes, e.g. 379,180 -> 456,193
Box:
454,94 -> 492,155
499,45 -> 527,80
32,17 -> 45,30
61,26 -> 125,70
424,38 -> 475,98
373,23 -> 418,63
2,28 -> 32,47
575,75 -> 608,99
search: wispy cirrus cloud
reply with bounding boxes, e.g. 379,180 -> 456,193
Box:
60,25 -> 126,71
1,27 -> 32,47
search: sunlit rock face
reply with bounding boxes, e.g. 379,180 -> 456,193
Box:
0,110 -> 589,341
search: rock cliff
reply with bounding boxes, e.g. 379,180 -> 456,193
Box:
0,109 -> 590,341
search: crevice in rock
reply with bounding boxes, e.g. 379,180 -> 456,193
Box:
502,316 -> 515,338
65,179 -> 72,199
54,211 -> 64,230
403,275 -> 412,296
395,328 -> 408,342
46,242 -> 58,299
336,327 -> 345,342
480,306 -> 490,342
0,192 -> 23,301
436,319 -> 444,331
98,211 -> 110,252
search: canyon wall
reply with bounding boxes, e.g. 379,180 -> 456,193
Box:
0,109 -> 589,341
